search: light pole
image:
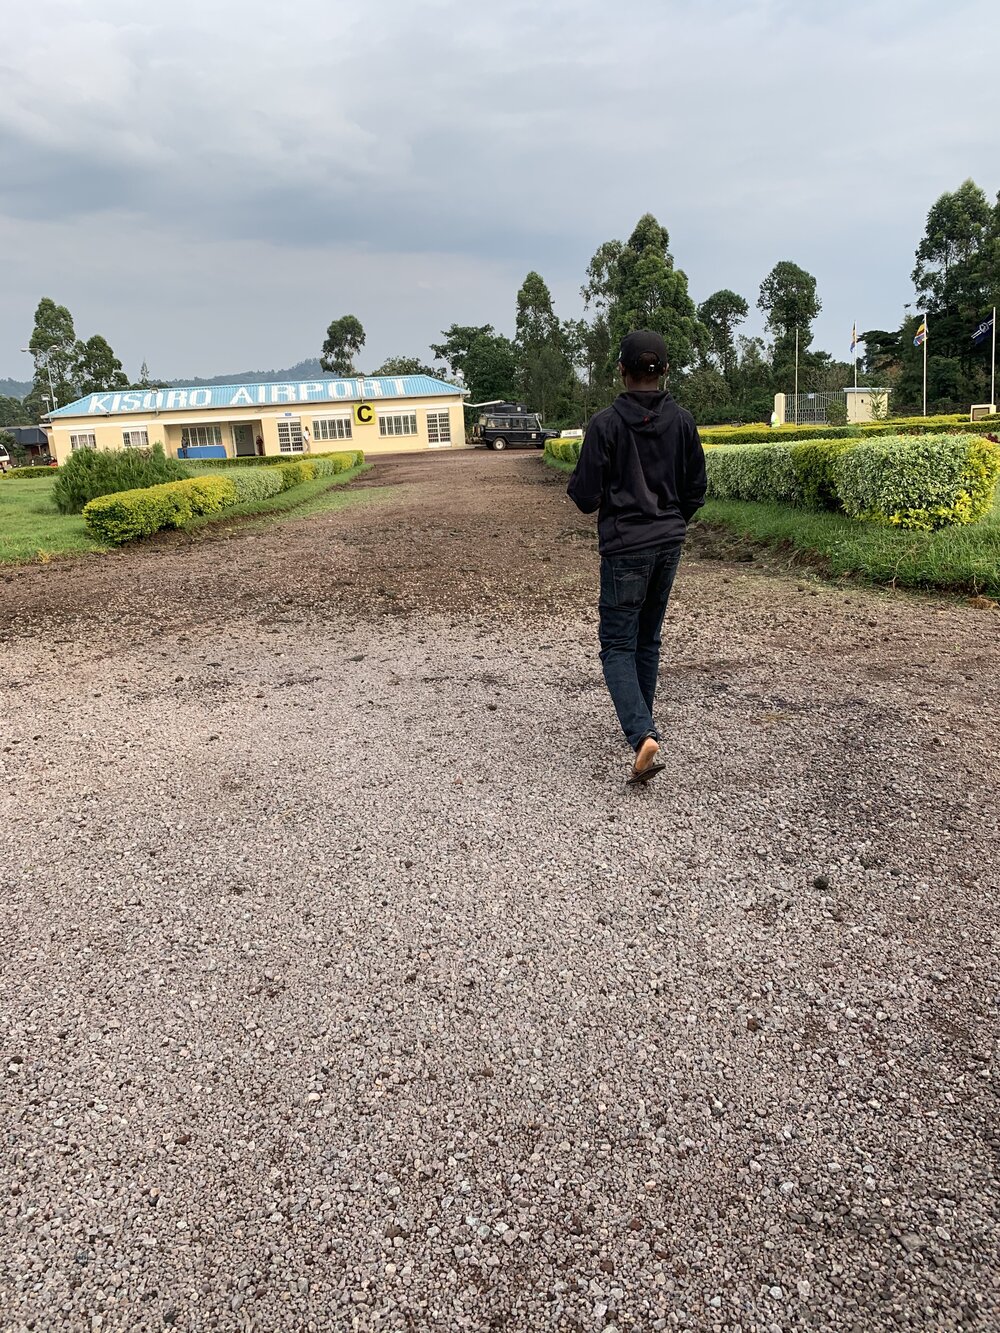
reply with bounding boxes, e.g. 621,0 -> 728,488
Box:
22,346 -> 57,414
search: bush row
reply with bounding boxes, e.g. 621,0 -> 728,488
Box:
705,434 -> 1000,530
544,438 -> 582,465
699,415 -> 1000,447
82,452 -> 363,544
187,449 -> 365,470
2,465 -> 59,480
53,443 -> 188,514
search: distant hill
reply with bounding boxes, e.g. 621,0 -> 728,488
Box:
162,358 -> 333,387
1,357 -> 408,400
0,359 -> 334,400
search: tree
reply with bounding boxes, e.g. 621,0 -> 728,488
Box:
757,261 -> 821,380
0,395 -> 31,427
912,180 -> 992,311
321,315 -> 365,375
675,365 -> 734,425
727,336 -> 775,422
583,214 -> 703,380
859,329 -> 903,380
76,334 -> 128,395
513,271 -> 574,419
697,289 -> 749,384
430,324 -> 518,404
373,355 -> 439,378
24,297 -> 80,416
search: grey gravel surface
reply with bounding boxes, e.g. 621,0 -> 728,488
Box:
1,452 -> 998,1331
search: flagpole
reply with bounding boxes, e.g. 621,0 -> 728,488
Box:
794,327 -> 799,425
992,305 -> 996,410
922,313 -> 928,417
854,320 -> 858,392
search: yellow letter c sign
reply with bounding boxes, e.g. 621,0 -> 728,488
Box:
354,402 -> 374,426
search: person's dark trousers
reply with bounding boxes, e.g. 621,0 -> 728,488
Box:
598,541 -> 684,751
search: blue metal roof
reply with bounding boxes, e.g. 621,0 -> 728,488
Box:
48,375 -> 465,419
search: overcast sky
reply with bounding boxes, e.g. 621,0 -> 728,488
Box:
2,0 -> 997,384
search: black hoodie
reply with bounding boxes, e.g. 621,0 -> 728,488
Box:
567,390 -> 707,555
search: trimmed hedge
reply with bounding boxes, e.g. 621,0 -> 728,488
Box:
700,415 -> 1000,447
3,465 -> 59,480
82,451 -> 364,544
189,448 -> 364,470
836,435 -> 1000,530
226,469 -> 286,503
83,475 -> 236,543
544,438 -> 582,465
705,434 -> 1000,530
53,443 -> 188,514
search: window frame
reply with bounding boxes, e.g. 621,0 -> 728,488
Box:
69,433 -> 97,451
276,419 -> 304,453
180,425 -> 223,449
426,410 -> 451,446
312,415 -> 353,443
378,412 -> 418,438
122,429 -> 149,449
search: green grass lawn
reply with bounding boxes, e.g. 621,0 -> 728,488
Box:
697,491 -> 1000,596
543,454 -> 1000,597
0,464 -> 378,565
0,477 -> 111,563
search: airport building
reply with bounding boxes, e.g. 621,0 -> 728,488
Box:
44,375 -> 467,465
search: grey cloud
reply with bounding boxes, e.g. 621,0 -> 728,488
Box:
2,0 -> 999,375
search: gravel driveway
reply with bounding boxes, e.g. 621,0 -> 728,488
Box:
1,451 -> 997,1331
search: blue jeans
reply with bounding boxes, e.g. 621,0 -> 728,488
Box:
599,542 -> 683,751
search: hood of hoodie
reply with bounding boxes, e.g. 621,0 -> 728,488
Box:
612,390 -> 673,436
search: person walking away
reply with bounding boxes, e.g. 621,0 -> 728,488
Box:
567,330 -> 706,786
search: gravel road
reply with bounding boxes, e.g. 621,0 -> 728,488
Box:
1,451 -> 997,1331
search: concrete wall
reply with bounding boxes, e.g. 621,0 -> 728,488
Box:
47,396 -> 466,466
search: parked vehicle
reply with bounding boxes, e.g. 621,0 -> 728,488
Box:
0,442 -> 11,474
472,402 -> 558,451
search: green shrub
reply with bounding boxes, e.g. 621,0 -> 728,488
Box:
788,439 -> 860,509
3,465 -> 59,480
53,443 -> 188,514
705,443 -> 801,504
196,448 -> 364,470
225,469 -> 286,503
83,475 -> 236,543
823,399 -> 849,427
835,434 -> 1000,530
544,437 -> 582,465
699,414 -> 1000,448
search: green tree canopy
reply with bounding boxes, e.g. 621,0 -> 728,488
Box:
431,324 -> 517,405
583,214 -> 703,377
513,271 -> 574,419
25,297 -> 79,415
372,355 -> 439,378
0,394 -> 31,427
321,315 -> 366,375
912,179 -> 992,311
697,289 -> 749,384
76,334 -> 128,396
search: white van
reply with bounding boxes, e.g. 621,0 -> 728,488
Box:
0,442 -> 11,474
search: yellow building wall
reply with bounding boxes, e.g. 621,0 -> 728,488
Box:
47,397 -> 466,465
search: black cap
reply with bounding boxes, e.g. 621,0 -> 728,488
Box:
619,330 -> 667,376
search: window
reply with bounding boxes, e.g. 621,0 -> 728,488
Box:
427,411 -> 451,445
277,420 -> 304,452
181,425 -> 223,448
378,413 -> 418,438
122,429 -> 149,448
312,416 -> 352,443
70,433 -> 96,450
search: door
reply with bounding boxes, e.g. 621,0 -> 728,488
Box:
233,423 -> 255,457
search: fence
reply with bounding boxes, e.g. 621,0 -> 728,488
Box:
783,391 -> 848,425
